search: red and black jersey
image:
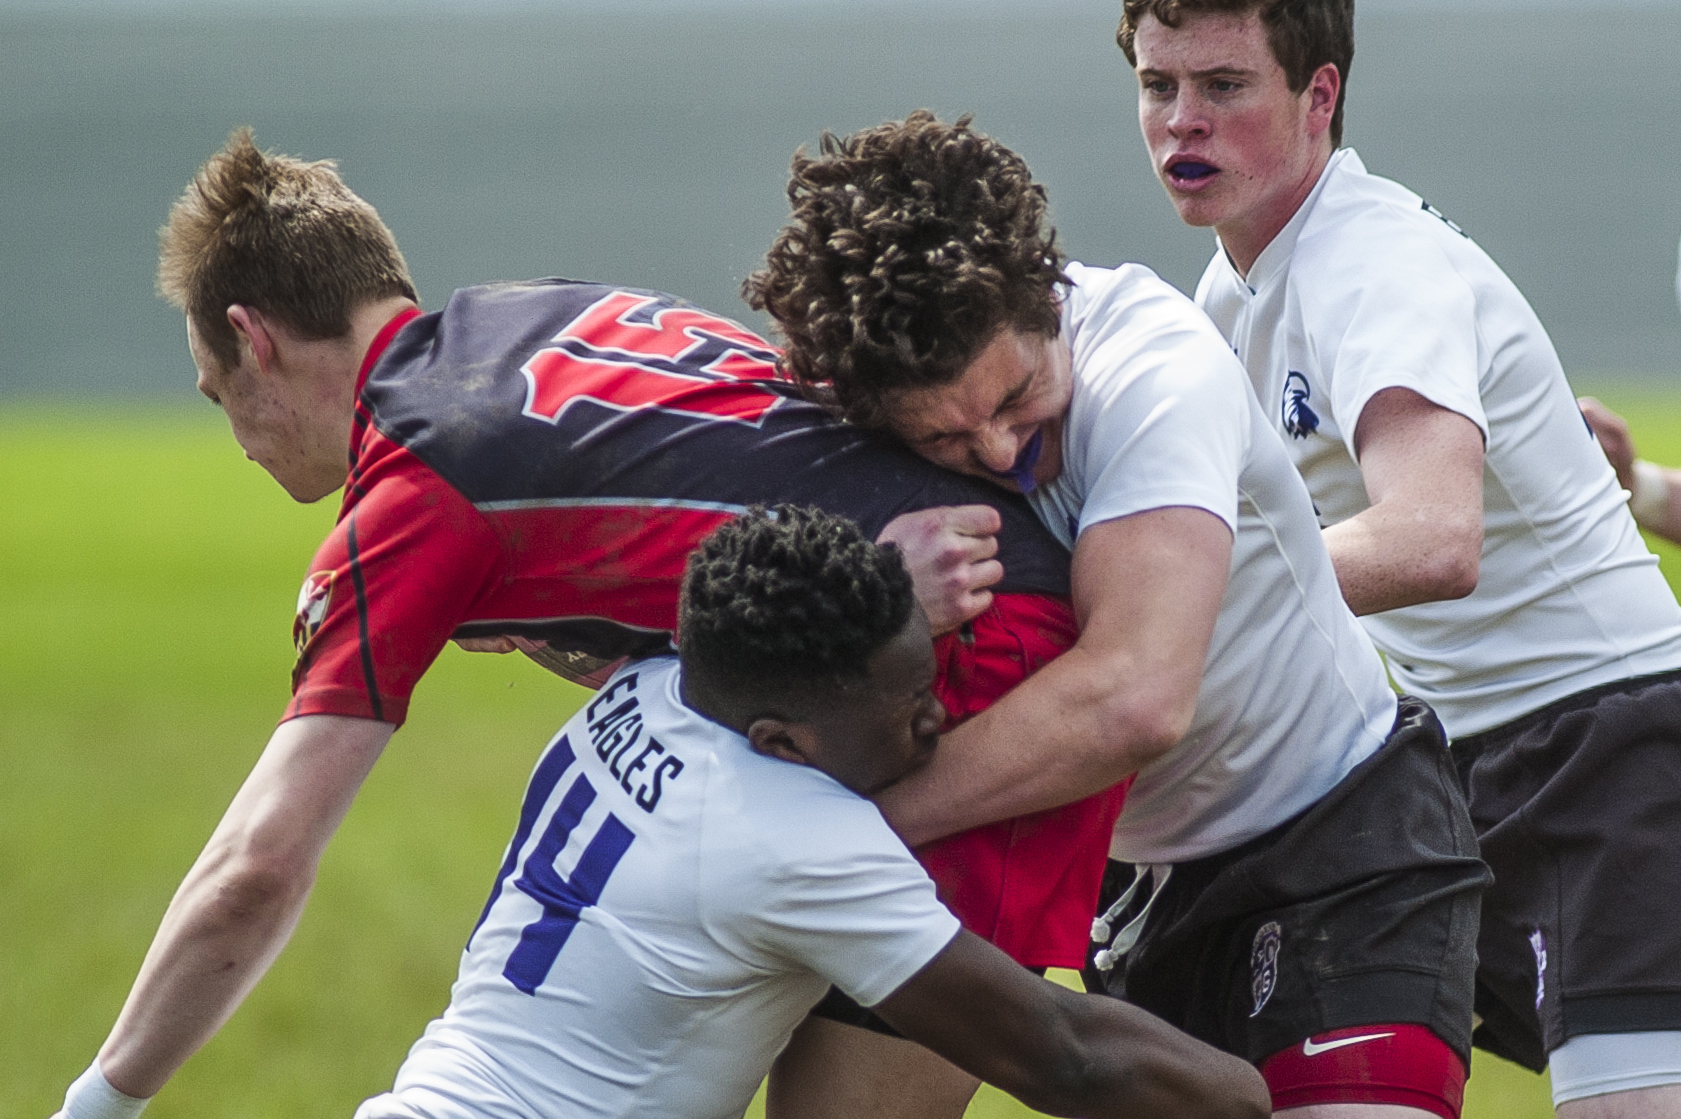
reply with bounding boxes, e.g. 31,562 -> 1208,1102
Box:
285,279 -> 1116,968
289,280 -> 1070,726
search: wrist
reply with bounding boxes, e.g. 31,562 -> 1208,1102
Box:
61,1062 -> 149,1119
1628,459 -> 1669,528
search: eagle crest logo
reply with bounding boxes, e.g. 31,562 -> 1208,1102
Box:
1283,372 -> 1320,439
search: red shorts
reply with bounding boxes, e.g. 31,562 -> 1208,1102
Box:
914,593 -> 1129,970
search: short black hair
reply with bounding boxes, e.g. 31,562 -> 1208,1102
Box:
678,505 -> 916,720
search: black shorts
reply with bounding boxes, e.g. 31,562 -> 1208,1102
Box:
1082,697 -> 1488,1065
1451,668 -> 1681,1072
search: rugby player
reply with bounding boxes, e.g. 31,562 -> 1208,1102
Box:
1116,1 -> 1681,1114
47,131 -> 1126,1117
328,506 -> 1268,1119
747,111 -> 1488,1119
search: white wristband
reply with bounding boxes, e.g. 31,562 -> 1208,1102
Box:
60,1062 -> 149,1119
1629,459 -> 1669,529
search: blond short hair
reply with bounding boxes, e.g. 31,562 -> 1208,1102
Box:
157,128 -> 416,370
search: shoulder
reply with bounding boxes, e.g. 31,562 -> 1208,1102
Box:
1297,153 -> 1472,292
1064,260 -> 1204,327
1062,262 -> 1248,407
701,754 -> 907,912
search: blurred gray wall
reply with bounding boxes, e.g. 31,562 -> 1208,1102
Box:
3,1 -> 1679,397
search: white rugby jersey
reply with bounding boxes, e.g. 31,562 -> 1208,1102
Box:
1030,262 -> 1397,864
1197,149 -> 1681,738
355,657 -> 960,1119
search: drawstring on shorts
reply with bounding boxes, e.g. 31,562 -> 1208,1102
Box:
1091,863 -> 1173,972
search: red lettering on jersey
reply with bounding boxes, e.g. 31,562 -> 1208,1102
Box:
566,291 -> 776,367
520,291 -> 782,426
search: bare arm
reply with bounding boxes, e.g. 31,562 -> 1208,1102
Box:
1322,387 -> 1485,616
876,506 -> 1232,846
876,930 -> 1269,1119
1579,396 -> 1681,545
92,715 -> 393,1098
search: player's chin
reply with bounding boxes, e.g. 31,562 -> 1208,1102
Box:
906,736 -> 940,776
1163,185 -> 1225,228
869,742 -> 938,795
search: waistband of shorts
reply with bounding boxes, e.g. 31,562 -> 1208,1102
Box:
1450,666 -> 1681,754
1139,695 -> 1443,879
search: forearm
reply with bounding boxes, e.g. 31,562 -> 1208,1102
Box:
96,839 -> 314,1097
880,932 -> 1268,1119
1324,500 -> 1480,616
1037,993 -> 1269,1119
1658,467 -> 1681,545
1628,459 -> 1681,546
877,643 -> 1170,846
81,715 -> 390,1100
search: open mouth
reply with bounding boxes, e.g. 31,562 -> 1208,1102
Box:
987,429 -> 1043,494
1168,159 -> 1220,184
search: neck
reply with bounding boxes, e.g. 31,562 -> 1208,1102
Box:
1217,143 -> 1334,278
345,295 -> 421,371
276,294 -> 421,502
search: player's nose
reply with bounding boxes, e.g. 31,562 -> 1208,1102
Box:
1166,94 -> 1209,138
973,425 -> 1023,474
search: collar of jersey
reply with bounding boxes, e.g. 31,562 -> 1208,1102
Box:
1223,147 -> 1357,297
355,306 -> 425,397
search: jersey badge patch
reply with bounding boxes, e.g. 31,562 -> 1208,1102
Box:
1250,920 -> 1282,1017
1283,372 -> 1320,439
293,571 -> 335,655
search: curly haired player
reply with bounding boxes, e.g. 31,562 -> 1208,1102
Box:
747,111 -> 1488,1119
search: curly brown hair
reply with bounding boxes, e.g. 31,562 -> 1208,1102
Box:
157,128 -> 417,372
743,111 -> 1067,429
1118,0 -> 1353,147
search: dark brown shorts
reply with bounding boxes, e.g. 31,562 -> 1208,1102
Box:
1083,697 -> 1489,1066
1451,668 -> 1681,1071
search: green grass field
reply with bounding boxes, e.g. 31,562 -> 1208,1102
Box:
5,391 -> 1680,1118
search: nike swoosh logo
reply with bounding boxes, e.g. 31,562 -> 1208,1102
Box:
1302,1032 -> 1396,1056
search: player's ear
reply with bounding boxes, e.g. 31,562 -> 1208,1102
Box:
227,304 -> 280,375
747,718 -> 817,768
1307,61 -> 1340,132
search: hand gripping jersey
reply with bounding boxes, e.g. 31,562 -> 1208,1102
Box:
287,279 -> 1120,967
355,658 -> 963,1119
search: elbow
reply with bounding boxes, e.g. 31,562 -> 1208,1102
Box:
1421,528 -> 1481,602
1009,1028 -> 1113,1117
192,836 -> 317,931
1101,689 -> 1194,771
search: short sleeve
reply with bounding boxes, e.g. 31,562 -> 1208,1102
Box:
1061,270 -> 1251,538
1314,236 -> 1490,459
285,443 -> 504,726
726,792 -> 961,1008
